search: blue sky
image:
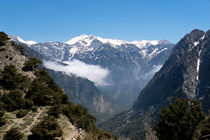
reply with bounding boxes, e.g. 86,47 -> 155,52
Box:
1,0 -> 210,43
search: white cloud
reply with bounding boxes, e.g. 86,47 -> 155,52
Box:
43,59 -> 110,86
143,65 -> 162,80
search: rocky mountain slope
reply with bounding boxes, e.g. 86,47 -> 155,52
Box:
10,35 -> 174,111
100,29 -> 210,139
15,43 -> 120,121
47,69 -> 121,121
0,32 -> 117,140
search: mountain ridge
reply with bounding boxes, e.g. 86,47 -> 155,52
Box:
100,29 -> 210,140
10,34 -> 174,117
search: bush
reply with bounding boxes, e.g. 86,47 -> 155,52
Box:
28,116 -> 63,140
0,90 -> 25,112
31,106 -> 37,112
24,99 -> 34,109
26,79 -> 54,106
0,65 -> 31,90
196,117 -> 210,140
22,57 -> 41,72
47,104 -> 63,118
14,44 -> 25,55
3,127 -> 24,140
0,32 -> 10,46
0,117 -> 6,127
62,103 -> 96,131
16,110 -> 28,118
26,69 -> 64,106
0,101 -> 5,117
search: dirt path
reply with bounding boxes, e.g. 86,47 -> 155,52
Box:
24,107 -> 45,132
64,130 -> 78,140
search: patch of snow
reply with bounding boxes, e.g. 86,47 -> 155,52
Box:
199,96 -> 204,100
139,49 -> 147,57
201,34 -> 205,40
196,50 -> 202,80
9,35 -> 37,46
131,40 -> 159,48
194,41 -> 199,46
66,34 -> 167,49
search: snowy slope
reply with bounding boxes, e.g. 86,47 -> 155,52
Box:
9,35 -> 37,46
12,34 -> 174,110
65,35 -> 172,61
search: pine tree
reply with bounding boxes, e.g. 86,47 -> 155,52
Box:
154,97 -> 205,140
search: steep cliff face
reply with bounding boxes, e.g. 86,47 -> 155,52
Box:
133,29 -> 205,110
47,70 -> 121,121
101,29 -> 210,139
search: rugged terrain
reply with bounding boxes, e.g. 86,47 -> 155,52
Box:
100,29 -> 210,139
0,33 -> 117,140
10,35 -> 174,120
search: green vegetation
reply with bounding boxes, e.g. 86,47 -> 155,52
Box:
193,116 -> 210,140
22,57 -> 41,72
25,69 -> 65,106
0,32 -> 10,46
154,97 -> 205,140
0,102 -> 6,127
0,117 -> 6,127
16,110 -> 28,118
28,116 -> 62,140
0,65 -> 31,91
0,33 -> 117,139
3,127 -> 24,140
0,90 -> 25,112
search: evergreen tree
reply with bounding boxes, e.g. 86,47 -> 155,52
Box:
198,117 -> 210,140
28,116 -> 63,140
22,57 -> 42,72
154,97 -> 205,140
3,127 -> 24,140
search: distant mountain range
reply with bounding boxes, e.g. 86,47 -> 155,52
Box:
100,29 -> 210,139
10,35 -> 173,120
10,35 -> 174,113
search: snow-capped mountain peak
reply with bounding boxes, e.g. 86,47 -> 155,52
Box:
66,34 -> 127,47
66,34 -> 98,46
131,40 -> 159,48
66,34 -> 169,48
9,35 -> 37,46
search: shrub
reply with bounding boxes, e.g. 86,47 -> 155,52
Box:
14,44 -> 25,55
31,106 -> 37,112
196,117 -> 210,140
0,117 -> 6,127
3,127 -> 24,140
0,65 -> 31,90
0,32 -> 10,46
24,99 -> 34,109
62,103 -> 96,132
16,110 -> 28,118
22,57 -> 41,72
0,90 -> 25,112
26,79 -> 54,106
0,101 -> 5,117
28,116 -> 63,140
47,104 -> 63,118
26,69 -> 64,106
